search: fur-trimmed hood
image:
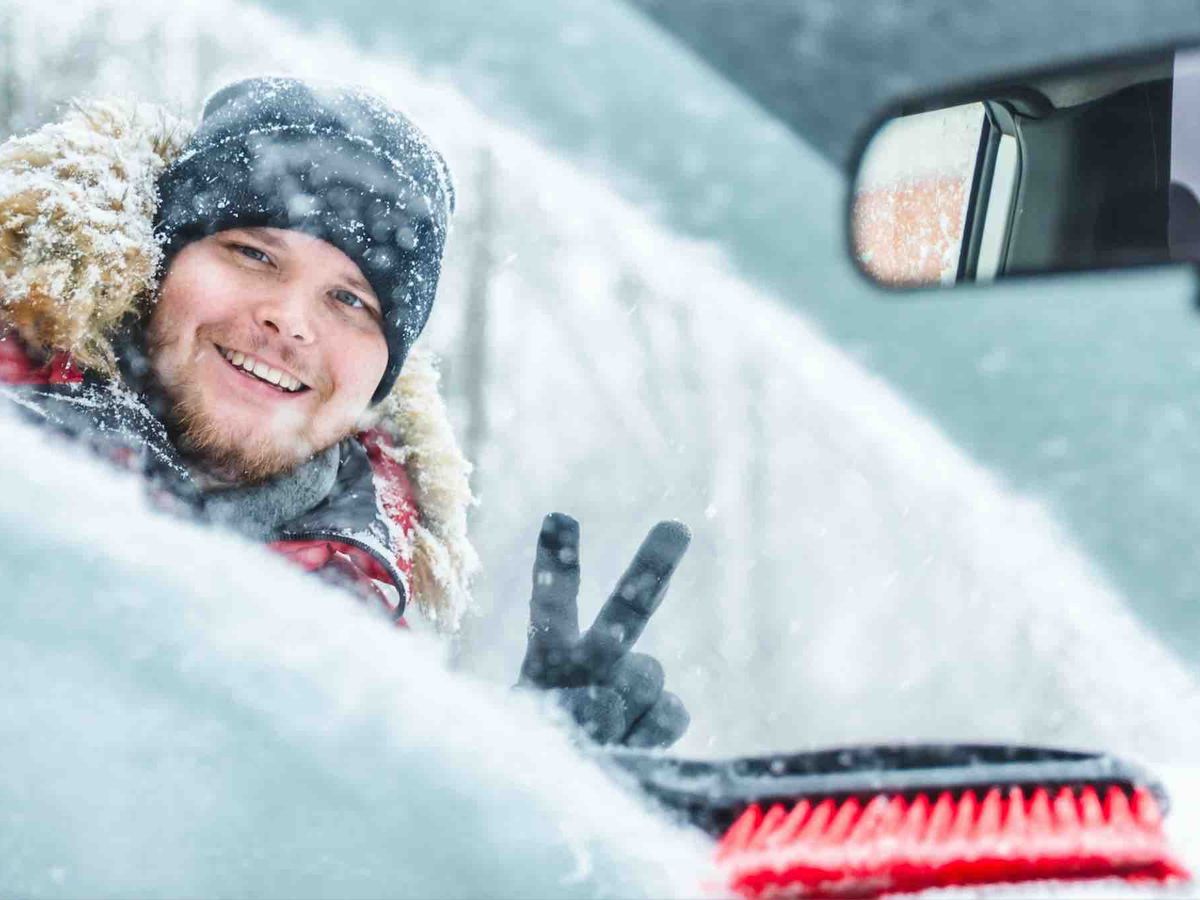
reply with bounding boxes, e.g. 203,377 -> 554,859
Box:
0,98 -> 478,630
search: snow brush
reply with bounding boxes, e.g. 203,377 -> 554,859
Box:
606,743 -> 1190,897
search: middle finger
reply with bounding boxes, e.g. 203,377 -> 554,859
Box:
578,520 -> 690,677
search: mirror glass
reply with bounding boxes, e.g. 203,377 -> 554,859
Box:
849,46 -> 1200,289
852,103 -> 987,286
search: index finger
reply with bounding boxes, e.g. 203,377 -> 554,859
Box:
524,512 -> 583,660
578,520 -> 690,677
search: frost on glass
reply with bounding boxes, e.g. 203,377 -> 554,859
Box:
852,103 -> 984,287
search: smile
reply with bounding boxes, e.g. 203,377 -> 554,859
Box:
215,344 -> 309,393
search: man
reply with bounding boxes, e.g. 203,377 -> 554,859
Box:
0,77 -> 689,748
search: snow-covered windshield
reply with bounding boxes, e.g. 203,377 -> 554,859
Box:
5,2 -> 1200,894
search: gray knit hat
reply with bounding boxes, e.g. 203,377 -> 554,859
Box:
154,77 -> 454,402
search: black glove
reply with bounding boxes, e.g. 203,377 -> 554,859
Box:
517,512 -> 691,748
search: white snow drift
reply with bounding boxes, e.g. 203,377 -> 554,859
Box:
0,409 -> 709,897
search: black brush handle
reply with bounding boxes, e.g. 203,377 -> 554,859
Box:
601,742 -> 1168,836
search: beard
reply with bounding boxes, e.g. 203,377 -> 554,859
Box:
162,381 -> 314,485
144,323 -> 334,486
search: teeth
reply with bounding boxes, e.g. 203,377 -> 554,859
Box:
221,346 -> 305,392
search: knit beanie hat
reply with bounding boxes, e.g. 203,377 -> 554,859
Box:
153,76 -> 454,402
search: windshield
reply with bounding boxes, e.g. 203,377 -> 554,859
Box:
5,0 -> 1200,769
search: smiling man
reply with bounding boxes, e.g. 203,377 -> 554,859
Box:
0,77 -> 691,748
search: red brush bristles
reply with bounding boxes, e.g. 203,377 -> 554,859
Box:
715,784 -> 1191,898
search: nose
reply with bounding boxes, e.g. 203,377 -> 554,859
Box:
253,285 -> 314,344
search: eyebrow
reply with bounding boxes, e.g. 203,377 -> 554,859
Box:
341,270 -> 375,298
240,226 -> 287,250
239,227 -> 378,303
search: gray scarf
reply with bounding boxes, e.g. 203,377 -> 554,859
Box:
201,443 -> 342,541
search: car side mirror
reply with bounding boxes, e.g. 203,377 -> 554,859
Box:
848,43 -> 1200,291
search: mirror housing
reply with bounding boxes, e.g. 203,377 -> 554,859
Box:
848,44 -> 1195,291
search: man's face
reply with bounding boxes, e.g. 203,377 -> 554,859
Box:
146,226 -> 388,483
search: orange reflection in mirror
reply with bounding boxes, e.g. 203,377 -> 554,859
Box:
852,175 -> 969,287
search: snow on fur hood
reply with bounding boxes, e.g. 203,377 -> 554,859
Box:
0,98 -> 478,630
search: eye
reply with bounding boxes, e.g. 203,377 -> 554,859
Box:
332,289 -> 367,310
331,290 -> 381,326
232,243 -> 272,265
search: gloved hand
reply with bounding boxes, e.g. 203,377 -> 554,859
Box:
517,512 -> 691,748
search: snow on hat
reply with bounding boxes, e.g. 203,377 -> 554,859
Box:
153,76 -> 454,403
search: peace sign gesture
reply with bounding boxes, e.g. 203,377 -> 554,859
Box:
518,512 -> 691,748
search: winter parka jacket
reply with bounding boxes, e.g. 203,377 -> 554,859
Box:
0,100 -> 477,630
